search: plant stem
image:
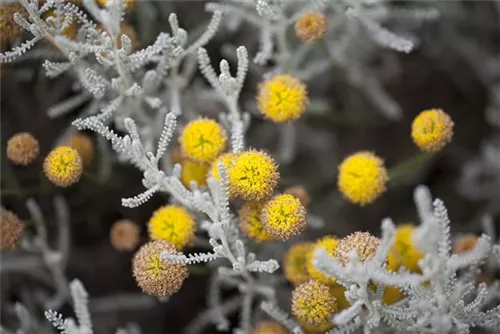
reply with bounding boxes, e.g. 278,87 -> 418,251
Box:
388,151 -> 436,183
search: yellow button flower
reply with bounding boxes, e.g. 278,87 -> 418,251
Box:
43,146 -> 83,187
257,74 -> 308,123
387,224 -> 423,273
284,242 -> 314,285
7,132 -> 39,166
228,150 -> 279,201
337,151 -> 388,206
295,12 -> 327,43
148,205 -> 196,250
209,152 -> 236,181
132,240 -> 188,297
335,232 -> 380,265
179,118 -> 227,164
411,108 -> 454,152
292,280 -> 337,327
261,194 -> 306,240
307,236 -> 339,285
382,286 -> 404,305
239,201 -> 275,243
181,160 -> 208,187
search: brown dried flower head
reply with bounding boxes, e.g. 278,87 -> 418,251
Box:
335,232 -> 380,265
66,132 -> 94,168
252,320 -> 288,334
0,210 -> 24,250
295,12 -> 327,43
453,234 -> 478,254
292,280 -> 337,326
284,185 -> 311,207
0,3 -> 25,50
7,132 -> 40,166
132,240 -> 188,297
110,219 -> 140,251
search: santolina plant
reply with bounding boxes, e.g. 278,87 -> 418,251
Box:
0,1 -> 498,334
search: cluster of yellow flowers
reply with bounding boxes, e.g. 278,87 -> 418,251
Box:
337,109 -> 454,206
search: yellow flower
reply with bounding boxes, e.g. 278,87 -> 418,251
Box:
284,242 -> 314,285
132,240 -> 188,297
179,118 -> 227,164
148,205 -> 196,250
239,201 -> 275,243
411,108 -> 454,152
387,224 -> 423,272
337,151 -> 388,206
66,132 -> 94,168
209,152 -> 236,181
307,236 -> 339,285
261,194 -> 306,240
292,280 -> 337,326
382,286 -> 404,305
299,320 -> 333,334
295,12 -> 327,43
43,146 -> 83,187
228,150 -> 279,201
335,232 -> 380,265
181,160 -> 208,187
330,284 -> 350,311
257,74 -> 308,123
252,321 -> 288,334
6,132 -> 39,166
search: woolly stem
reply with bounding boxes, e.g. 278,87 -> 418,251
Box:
388,151 -> 436,183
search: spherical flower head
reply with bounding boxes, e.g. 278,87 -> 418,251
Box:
299,320 -> 333,334
0,210 -> 24,250
66,133 -> 94,168
257,74 -> 308,123
387,224 -> 423,272
284,242 -> 314,285
284,185 -> 311,207
7,132 -> 39,166
453,234 -> 478,254
110,219 -> 140,251
307,236 -> 339,285
0,3 -> 25,48
239,202 -> 275,243
337,151 -> 388,206
295,12 -> 327,43
179,118 -> 227,164
261,194 -> 306,240
292,280 -> 337,326
252,321 -> 288,334
181,160 -> 208,187
148,205 -> 196,250
132,240 -> 188,297
411,108 -> 454,152
335,232 -> 380,265
382,286 -> 404,305
229,150 -> 279,201
43,146 -> 83,187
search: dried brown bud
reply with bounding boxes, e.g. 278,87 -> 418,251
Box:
110,219 -> 140,251
335,232 -> 380,265
0,210 -> 24,250
295,12 -> 327,43
132,240 -> 188,297
7,132 -> 40,166
453,234 -> 478,254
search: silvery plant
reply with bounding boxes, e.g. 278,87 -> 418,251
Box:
1,1 -> 499,334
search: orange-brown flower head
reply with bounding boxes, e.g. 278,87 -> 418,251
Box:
110,219 -> 140,251
453,234 -> 478,254
284,185 -> 311,207
0,3 -> 25,49
295,12 -> 327,43
335,232 -> 380,265
132,240 -> 188,297
0,210 -> 24,250
7,132 -> 40,166
252,321 -> 288,334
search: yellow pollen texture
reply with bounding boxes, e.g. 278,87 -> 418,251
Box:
257,74 -> 308,123
261,194 -> 306,240
43,146 -> 83,187
181,160 -> 208,187
284,242 -> 314,285
387,224 -> 423,272
307,236 -> 339,285
179,118 -> 227,164
292,280 -> 338,326
228,150 -> 279,201
411,108 -> 454,152
337,151 -> 388,206
148,205 -> 196,250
